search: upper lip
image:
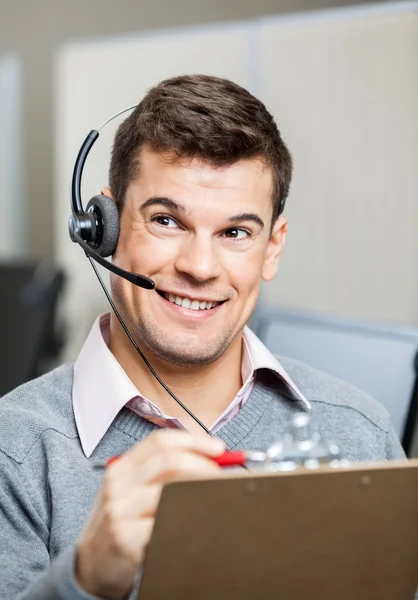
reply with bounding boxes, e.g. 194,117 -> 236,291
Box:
157,289 -> 226,303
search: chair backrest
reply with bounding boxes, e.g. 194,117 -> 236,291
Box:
255,308 -> 418,452
0,262 -> 65,396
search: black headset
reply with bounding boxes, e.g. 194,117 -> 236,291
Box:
68,105 -> 155,290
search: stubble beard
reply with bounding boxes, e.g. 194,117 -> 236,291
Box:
111,278 -> 240,368
129,315 -> 235,367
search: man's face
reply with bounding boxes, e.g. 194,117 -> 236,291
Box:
109,145 -> 287,367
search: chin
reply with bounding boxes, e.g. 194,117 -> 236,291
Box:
153,347 -> 222,368
130,316 -> 239,367
145,335 -> 229,368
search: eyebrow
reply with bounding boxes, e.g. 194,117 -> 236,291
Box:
227,213 -> 265,229
140,196 -> 186,213
140,196 -> 264,229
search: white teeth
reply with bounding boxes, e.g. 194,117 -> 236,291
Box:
163,292 -> 220,311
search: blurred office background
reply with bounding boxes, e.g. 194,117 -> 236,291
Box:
1,0 -> 418,455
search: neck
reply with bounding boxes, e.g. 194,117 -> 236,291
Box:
108,315 -> 244,434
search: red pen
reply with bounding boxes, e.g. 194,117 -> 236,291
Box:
92,450 -> 265,470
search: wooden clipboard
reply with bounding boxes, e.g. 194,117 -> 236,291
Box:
138,459 -> 418,600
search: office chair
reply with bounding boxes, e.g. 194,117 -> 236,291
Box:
0,262 -> 65,396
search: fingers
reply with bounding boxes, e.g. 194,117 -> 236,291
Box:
147,449 -> 221,484
102,448 -> 221,522
128,429 -> 225,464
109,429 -> 224,489
106,445 -> 222,495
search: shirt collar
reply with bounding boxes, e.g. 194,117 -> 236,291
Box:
73,313 -> 311,457
242,326 -> 311,409
73,314 -> 139,457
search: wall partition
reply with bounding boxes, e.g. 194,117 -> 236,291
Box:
0,54 -> 24,258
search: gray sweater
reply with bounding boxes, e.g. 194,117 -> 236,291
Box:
0,358 -> 405,600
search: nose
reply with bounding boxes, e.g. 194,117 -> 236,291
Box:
174,233 -> 222,282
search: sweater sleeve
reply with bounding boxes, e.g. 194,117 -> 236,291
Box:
0,450 -> 103,600
17,546 -> 106,600
384,423 -> 406,460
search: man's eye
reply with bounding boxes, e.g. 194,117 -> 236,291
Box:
224,228 -> 249,240
152,215 -> 178,228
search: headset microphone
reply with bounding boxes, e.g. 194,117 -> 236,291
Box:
69,228 -> 154,289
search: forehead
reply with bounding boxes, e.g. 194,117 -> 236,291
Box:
133,145 -> 273,213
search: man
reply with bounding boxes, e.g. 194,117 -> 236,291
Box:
0,74 -> 404,600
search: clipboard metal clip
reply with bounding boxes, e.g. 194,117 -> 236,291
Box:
251,413 -> 351,472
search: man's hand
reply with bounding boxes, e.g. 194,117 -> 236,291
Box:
75,430 -> 224,600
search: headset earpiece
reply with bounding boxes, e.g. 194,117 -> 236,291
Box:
85,194 -> 120,258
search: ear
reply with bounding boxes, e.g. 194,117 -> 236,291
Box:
261,216 -> 288,282
101,185 -> 113,199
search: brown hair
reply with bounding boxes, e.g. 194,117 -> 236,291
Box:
109,74 -> 292,222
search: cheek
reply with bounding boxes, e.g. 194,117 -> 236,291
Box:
225,250 -> 265,296
115,227 -> 179,274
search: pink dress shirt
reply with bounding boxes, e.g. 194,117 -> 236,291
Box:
73,313 -> 311,457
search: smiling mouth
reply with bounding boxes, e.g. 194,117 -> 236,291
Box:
156,290 -> 226,311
